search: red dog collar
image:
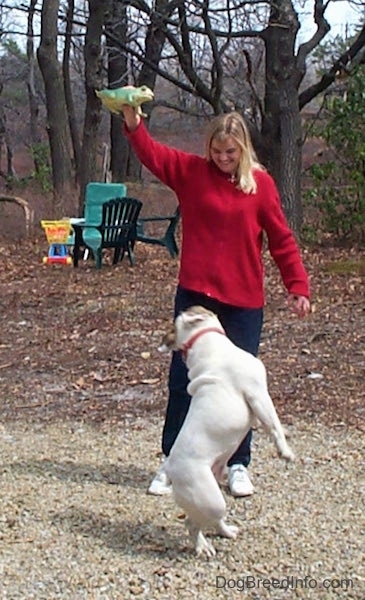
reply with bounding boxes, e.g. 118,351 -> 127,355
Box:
181,327 -> 226,360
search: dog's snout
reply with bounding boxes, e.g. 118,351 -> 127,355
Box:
158,328 -> 177,352
158,343 -> 170,353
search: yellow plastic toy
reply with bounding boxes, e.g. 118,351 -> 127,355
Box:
41,220 -> 73,265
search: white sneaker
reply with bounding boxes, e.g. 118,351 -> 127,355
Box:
147,459 -> 172,496
228,464 -> 254,497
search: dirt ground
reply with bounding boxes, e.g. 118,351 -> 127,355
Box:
0,135 -> 364,428
0,131 -> 364,429
0,214 -> 364,430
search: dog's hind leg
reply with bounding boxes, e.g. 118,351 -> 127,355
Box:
186,518 -> 216,558
211,459 -> 228,484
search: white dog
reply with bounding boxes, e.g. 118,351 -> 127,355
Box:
158,305 -> 294,558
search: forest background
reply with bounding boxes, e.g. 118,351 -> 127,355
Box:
0,0 -> 363,240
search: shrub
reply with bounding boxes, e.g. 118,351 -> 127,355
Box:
304,65 -> 365,242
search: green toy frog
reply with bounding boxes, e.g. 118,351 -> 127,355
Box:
95,85 -> 154,117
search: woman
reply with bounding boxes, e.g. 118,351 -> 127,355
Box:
121,102 -> 310,497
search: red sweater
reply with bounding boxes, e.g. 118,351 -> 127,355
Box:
124,121 -> 310,308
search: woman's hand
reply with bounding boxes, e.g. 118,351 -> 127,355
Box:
120,103 -> 141,132
287,294 -> 311,318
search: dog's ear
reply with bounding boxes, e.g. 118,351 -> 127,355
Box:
181,306 -> 211,325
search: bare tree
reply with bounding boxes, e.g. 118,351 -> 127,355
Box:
104,0 -> 129,182
260,0 -> 305,229
104,0 -> 174,181
37,0 -> 73,213
63,0 -> 82,177
0,85 -> 16,180
78,0 -> 106,212
26,0 -> 42,174
107,0 -> 365,230
4,0 -> 363,230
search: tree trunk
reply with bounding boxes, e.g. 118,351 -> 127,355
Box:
98,0 -> 365,227
129,8 -> 169,179
107,0 -> 170,182
276,87 -> 302,229
27,0 -> 42,174
37,0 -> 72,214
261,0 -> 303,231
63,0 -> 82,179
105,1 -> 129,182
0,87 -> 16,181
78,0 -> 106,214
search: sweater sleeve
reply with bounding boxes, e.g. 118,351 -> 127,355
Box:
260,174 -> 310,298
123,120 -> 194,192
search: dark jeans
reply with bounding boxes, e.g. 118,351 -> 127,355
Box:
162,286 -> 263,467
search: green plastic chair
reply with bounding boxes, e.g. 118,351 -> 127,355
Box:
136,207 -> 180,258
86,197 -> 143,268
75,182 -> 127,265
83,182 -> 127,226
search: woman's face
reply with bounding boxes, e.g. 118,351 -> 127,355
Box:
209,135 -> 241,176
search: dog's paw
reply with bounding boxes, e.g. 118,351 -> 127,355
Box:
217,521 -> 239,539
196,532 -> 216,558
225,524 -> 239,539
282,448 -> 295,462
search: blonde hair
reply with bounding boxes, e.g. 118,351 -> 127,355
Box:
205,112 -> 263,194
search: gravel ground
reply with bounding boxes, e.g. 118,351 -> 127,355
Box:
0,416 -> 364,600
